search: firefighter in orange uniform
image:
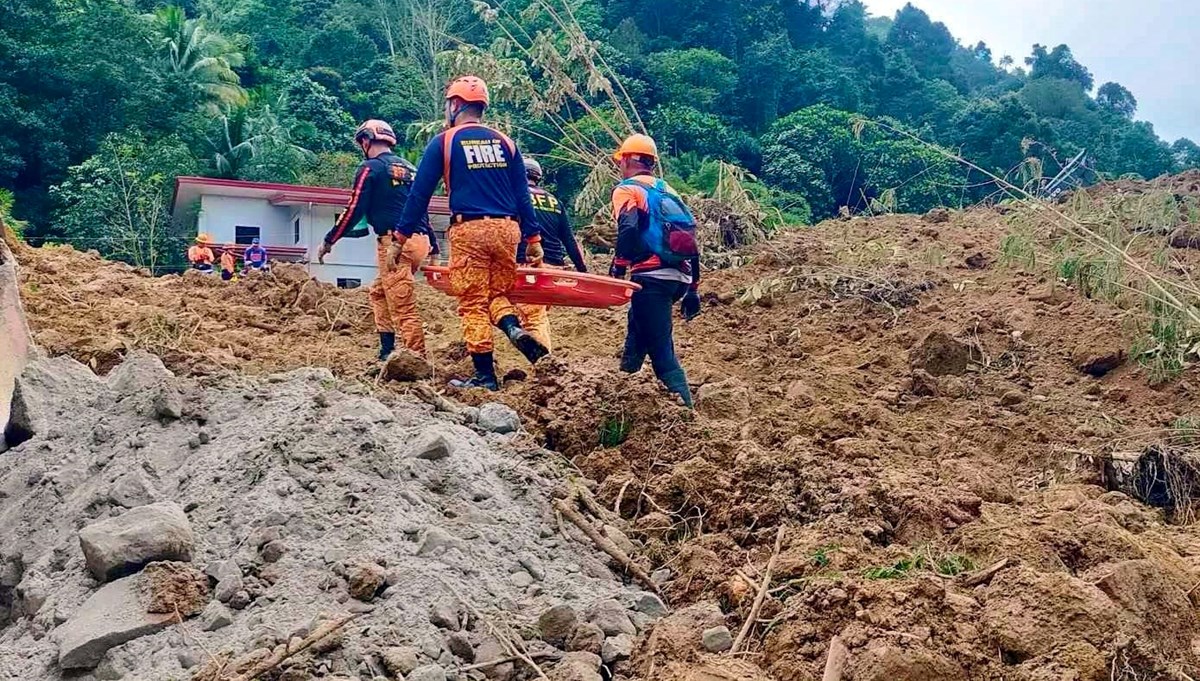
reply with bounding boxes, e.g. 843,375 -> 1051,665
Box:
397,76 -> 547,391
516,157 -> 587,351
317,119 -> 436,361
188,234 -> 215,272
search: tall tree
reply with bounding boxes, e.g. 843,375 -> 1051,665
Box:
144,5 -> 247,113
1096,82 -> 1137,119
1025,44 -> 1093,90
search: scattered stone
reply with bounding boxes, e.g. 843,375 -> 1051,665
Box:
347,561 -> 386,601
383,350 -> 433,382
177,649 -> 199,669
248,525 -> 283,549
53,574 -> 175,669
549,651 -> 602,681
381,646 -> 420,676
407,664 -> 448,681
539,603 -> 580,645
152,386 -> 184,421
229,590 -> 251,610
589,600 -> 635,637
519,554 -> 547,581
910,331 -> 973,377
1073,346 -> 1126,377
633,592 -> 668,618
429,602 -> 462,631
415,432 -> 452,460
141,561 -> 208,617
477,403 -> 520,434
924,207 -> 950,224
474,639 -> 515,681
510,570 -> 535,588
417,526 -> 461,556
651,568 -> 672,586
108,471 -> 157,509
261,540 -> 287,563
78,501 -> 195,582
910,369 -> 940,397
566,622 -> 604,655
601,633 -> 634,664
965,252 -> 990,269
1000,390 -> 1025,407
447,631 -> 475,661
701,625 -> 733,653
200,601 -> 233,632
214,571 -> 243,604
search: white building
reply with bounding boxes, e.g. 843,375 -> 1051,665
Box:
172,176 -> 450,287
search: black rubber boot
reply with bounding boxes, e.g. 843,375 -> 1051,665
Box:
449,353 -> 500,391
378,332 -> 396,361
497,315 -> 549,364
660,368 -> 694,409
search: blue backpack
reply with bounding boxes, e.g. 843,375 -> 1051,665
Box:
620,179 -> 700,266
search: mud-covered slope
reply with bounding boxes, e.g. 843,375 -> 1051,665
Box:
14,201 -> 1200,680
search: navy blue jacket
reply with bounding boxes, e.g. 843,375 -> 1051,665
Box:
517,185 -> 586,270
398,123 -> 539,241
324,152 -> 432,246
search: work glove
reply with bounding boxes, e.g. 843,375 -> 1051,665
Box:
525,240 -> 544,267
386,233 -> 409,273
317,241 -> 332,264
680,289 -> 701,321
609,263 -> 627,279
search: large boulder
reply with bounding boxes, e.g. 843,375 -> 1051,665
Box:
53,574 -> 175,670
5,356 -> 104,448
0,235 -> 32,448
79,502 -> 195,582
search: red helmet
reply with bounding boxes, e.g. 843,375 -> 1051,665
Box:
445,76 -> 490,107
354,119 -> 398,147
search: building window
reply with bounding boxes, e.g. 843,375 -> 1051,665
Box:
293,219 -> 300,244
235,225 -> 260,245
336,278 -> 361,289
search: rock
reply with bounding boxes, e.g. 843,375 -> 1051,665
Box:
16,571 -> 51,617
152,386 -> 183,420
248,526 -> 283,549
701,626 -> 733,653
548,651 -> 602,681
601,634 -> 634,664
429,602 -> 461,630
141,561 -> 208,617
383,349 -> 434,382
447,631 -> 475,661
999,390 -> 1025,407
910,370 -> 940,397
229,590 -> 251,610
510,570 -> 534,588
415,432 -> 452,461
588,600 -> 635,637
53,574 -> 174,670
407,664 -> 447,681
477,403 -> 520,434
695,379 -> 752,420
347,562 -> 386,601
965,253 -> 990,269
177,649 -> 199,669
633,592 -> 668,618
108,471 -> 157,509
566,622 -> 604,655
381,646 -> 421,676
539,603 -> 580,645
261,540 -> 287,563
924,207 -> 950,224
1073,346 -> 1125,377
519,554 -> 547,581
6,356 -> 104,447
602,524 -> 637,556
79,502 -> 195,582
910,331 -> 973,377
474,639 -> 515,681
418,526 -> 461,556
201,601 -> 233,631
214,570 -> 243,603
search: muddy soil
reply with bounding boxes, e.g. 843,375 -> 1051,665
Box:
13,200 -> 1200,680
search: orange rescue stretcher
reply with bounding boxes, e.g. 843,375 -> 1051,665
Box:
421,265 -> 640,309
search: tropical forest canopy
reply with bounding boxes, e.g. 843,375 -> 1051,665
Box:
2,0 -> 1196,266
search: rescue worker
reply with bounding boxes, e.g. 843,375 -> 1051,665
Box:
243,238 -> 268,272
516,157 -> 587,351
317,119 -> 436,361
608,134 -> 702,408
219,247 -> 236,281
397,75 -> 547,391
188,234 -> 215,272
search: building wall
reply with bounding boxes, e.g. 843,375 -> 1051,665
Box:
198,196 -> 290,245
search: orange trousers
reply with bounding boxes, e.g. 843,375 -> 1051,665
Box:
448,218 -> 520,354
517,264 -> 568,352
370,234 -> 431,354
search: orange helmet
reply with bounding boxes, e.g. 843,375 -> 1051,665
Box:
445,76 -> 490,107
613,134 -> 658,162
195,233 -> 213,244
354,119 -> 397,147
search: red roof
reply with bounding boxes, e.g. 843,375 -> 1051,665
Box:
173,176 -> 450,214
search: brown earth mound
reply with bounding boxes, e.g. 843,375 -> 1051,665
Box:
14,203 -> 1200,680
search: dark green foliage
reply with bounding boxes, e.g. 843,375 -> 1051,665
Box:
0,0 -> 1191,242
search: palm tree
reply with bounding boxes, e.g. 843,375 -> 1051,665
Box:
145,5 -> 247,113
210,102 -> 314,179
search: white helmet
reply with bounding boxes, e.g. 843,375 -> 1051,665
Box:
524,157 -> 543,181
